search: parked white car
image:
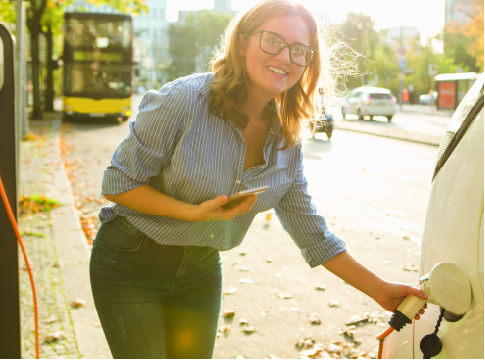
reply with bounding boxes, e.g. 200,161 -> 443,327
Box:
341,86 -> 397,121
382,73 -> 484,358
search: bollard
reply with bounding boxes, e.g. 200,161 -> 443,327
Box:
0,23 -> 21,358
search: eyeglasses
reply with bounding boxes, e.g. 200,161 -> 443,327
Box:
243,30 -> 317,67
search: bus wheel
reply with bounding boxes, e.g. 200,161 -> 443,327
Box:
122,117 -> 129,122
112,116 -> 123,124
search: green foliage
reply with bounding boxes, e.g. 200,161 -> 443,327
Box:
0,0 -> 16,25
169,10 -> 233,80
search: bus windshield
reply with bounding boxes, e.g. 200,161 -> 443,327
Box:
63,14 -> 132,99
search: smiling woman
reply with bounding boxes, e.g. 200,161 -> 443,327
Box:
90,1 -> 426,359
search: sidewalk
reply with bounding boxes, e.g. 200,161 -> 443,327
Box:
19,116 -> 111,359
328,104 -> 452,146
398,104 -> 454,118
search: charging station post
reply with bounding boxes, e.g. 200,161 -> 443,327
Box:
0,23 -> 21,359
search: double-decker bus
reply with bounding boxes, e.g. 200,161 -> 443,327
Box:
62,12 -> 133,122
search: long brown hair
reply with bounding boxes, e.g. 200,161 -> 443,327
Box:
210,0 -> 329,150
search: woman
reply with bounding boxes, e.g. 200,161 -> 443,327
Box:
90,1 -> 427,358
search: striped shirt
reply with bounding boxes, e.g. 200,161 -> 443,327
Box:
100,73 -> 346,268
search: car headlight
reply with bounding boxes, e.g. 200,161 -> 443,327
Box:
433,73 -> 484,180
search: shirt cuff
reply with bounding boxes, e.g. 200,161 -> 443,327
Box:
101,167 -> 146,195
300,234 -> 347,268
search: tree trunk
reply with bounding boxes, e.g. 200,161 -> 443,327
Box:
26,0 -> 47,120
44,26 -> 54,112
29,26 -> 43,119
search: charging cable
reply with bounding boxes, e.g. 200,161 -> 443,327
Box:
0,175 -> 40,359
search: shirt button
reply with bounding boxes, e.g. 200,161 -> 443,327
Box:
210,234 -> 215,238
236,179 -> 241,184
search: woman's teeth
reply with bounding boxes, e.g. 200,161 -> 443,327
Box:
267,66 -> 287,75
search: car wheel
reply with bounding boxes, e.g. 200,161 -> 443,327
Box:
369,116 -> 374,120
387,116 -> 393,122
326,127 -> 333,140
357,109 -> 364,120
341,108 -> 346,120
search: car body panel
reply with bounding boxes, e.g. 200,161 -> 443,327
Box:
382,77 -> 484,358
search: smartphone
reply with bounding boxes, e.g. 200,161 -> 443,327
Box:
221,185 -> 269,210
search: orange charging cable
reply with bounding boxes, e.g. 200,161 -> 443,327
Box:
0,175 -> 40,359
376,326 -> 394,359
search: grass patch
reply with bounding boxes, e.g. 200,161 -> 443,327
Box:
19,195 -> 60,215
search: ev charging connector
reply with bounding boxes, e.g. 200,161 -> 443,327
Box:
389,263 -> 471,332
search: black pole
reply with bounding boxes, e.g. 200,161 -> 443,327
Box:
0,23 -> 21,359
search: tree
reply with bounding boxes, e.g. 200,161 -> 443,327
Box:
338,12 -> 378,88
169,10 -> 233,80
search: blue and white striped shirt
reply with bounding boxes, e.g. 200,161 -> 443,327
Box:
100,73 -> 346,268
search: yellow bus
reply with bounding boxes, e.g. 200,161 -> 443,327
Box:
62,12 -> 133,122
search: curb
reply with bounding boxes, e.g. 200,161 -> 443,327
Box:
48,120 -> 111,359
333,121 -> 442,146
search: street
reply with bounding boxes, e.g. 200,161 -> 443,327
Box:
57,94 -> 440,358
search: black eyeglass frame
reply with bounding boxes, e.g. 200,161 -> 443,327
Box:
243,30 -> 317,67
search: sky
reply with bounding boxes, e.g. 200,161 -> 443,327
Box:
166,0 -> 446,36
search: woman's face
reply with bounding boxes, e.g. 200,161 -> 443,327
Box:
241,15 -> 310,100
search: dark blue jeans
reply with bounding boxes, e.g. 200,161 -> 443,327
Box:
90,216 -> 223,359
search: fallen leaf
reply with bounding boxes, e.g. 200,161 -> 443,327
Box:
43,317 -> 58,324
223,310 -> 236,318
218,324 -> 230,336
239,278 -> 252,284
239,318 -> 248,325
223,287 -> 238,295
315,285 -> 326,291
339,326 -> 357,338
241,326 -> 256,334
266,354 -> 278,359
52,262 -> 63,267
266,257 -> 273,263
260,311 -> 270,317
44,331 -> 67,343
325,343 -> 343,354
403,235 -> 410,240
308,313 -> 321,324
278,293 -> 293,299
266,213 -> 272,220
239,251 -> 246,256
328,301 -> 341,308
239,266 -> 250,272
70,299 -> 87,308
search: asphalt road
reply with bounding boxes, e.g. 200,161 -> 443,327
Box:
59,94 -> 440,359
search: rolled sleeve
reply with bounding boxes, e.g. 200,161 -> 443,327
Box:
275,149 -> 346,268
102,80 -> 187,195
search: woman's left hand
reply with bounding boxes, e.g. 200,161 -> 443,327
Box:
374,282 -> 428,320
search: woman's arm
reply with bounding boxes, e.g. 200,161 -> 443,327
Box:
105,185 -> 257,222
323,250 -> 427,314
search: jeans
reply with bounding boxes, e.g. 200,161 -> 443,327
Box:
89,216 -> 223,359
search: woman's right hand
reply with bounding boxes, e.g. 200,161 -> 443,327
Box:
190,195 -> 257,222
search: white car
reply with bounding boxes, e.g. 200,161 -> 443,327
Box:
341,87 -> 397,121
382,73 -> 484,358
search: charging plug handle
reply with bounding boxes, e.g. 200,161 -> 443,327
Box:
388,310 -> 411,332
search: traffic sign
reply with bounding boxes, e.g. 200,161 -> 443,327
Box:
398,46 -> 406,56
398,59 -> 406,70
428,64 -> 438,76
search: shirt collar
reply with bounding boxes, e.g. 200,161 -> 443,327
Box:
200,73 -> 282,140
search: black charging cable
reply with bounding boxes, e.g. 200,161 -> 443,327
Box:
420,308 -> 446,359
